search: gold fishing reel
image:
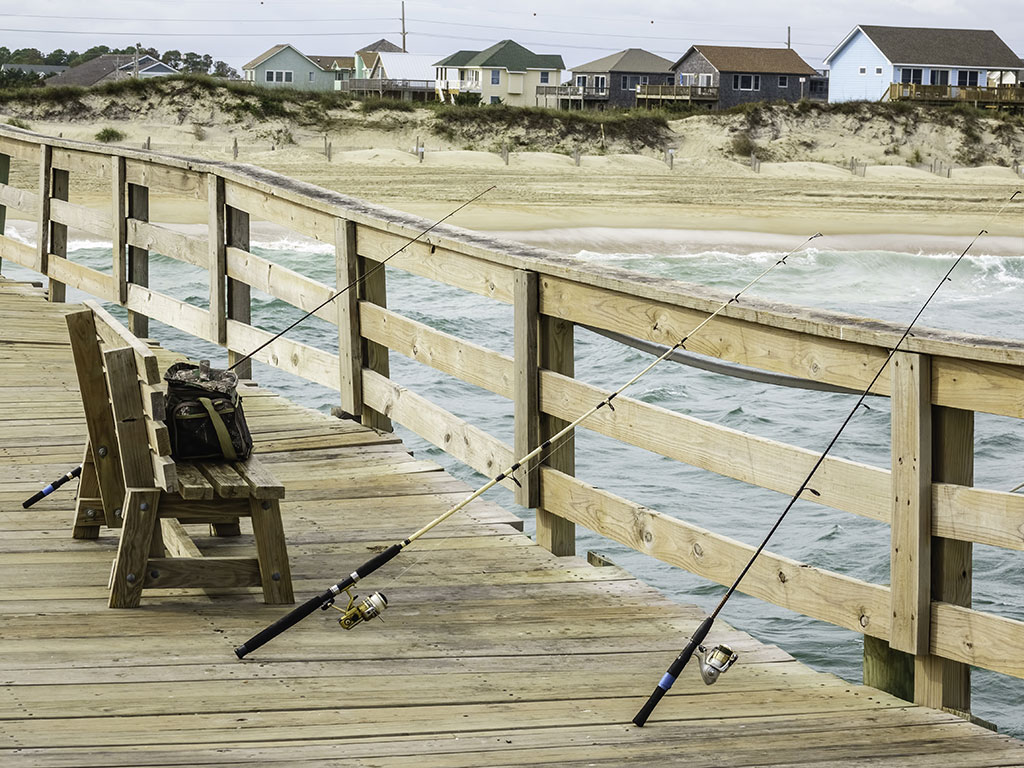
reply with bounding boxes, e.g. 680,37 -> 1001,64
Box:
696,643 -> 738,685
330,587 -> 389,630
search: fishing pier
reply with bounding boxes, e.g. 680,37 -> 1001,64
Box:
1,126 -> 1023,765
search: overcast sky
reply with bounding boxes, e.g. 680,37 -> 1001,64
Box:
2,1 -> 1022,71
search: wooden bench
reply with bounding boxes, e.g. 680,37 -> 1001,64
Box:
65,300 -> 294,608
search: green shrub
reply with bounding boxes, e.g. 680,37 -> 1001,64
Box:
95,127 -> 126,143
730,131 -> 757,157
6,117 -> 30,129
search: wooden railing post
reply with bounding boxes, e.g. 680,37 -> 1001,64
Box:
208,174 -> 226,345
336,218 -> 361,419
126,182 -> 150,336
871,351 -> 933,702
360,255 -> 391,432
922,405 -> 973,712
48,167 -> 68,303
537,307 -> 575,557
111,157 -> 127,305
36,145 -> 51,284
513,269 -> 540,508
0,150 -> 9,273
226,205 -> 251,379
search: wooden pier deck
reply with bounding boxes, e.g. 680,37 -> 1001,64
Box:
2,278 -> 1023,767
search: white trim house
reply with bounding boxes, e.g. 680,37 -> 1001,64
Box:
824,25 -> 1023,102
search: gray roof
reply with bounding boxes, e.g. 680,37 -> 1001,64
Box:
572,48 -> 674,74
45,54 -> 138,87
357,39 -> 404,54
244,45 -> 289,70
435,40 -> 563,72
1,63 -> 68,75
857,25 -> 1022,68
673,46 -> 817,75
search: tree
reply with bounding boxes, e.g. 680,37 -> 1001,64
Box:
44,49 -> 68,66
9,48 -> 45,65
162,49 -> 182,69
0,69 -> 45,88
70,45 -> 110,67
0,47 -> 11,66
212,60 -> 239,79
181,51 -> 207,74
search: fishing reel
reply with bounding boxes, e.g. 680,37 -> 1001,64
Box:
326,588 -> 389,630
696,644 -> 738,685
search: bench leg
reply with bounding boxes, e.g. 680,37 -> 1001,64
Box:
109,489 -> 161,608
72,446 -> 102,540
249,498 -> 294,604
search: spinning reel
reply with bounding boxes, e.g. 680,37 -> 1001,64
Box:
696,644 -> 738,685
324,587 -> 389,630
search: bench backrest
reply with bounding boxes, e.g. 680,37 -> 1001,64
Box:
66,301 -> 177,521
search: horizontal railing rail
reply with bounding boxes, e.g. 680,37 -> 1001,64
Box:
1,124 -> 1022,715
889,82 -> 1024,105
637,84 -> 719,100
336,78 -> 436,92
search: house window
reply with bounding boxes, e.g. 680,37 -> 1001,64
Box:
875,67 -> 883,75
308,72 -> 315,82
576,75 -> 588,87
266,70 -> 293,83
957,70 -> 979,87
491,69 -> 500,85
699,73 -> 712,87
679,73 -> 692,86
732,74 -> 760,91
594,75 -> 606,91
930,69 -> 950,86
778,76 -> 789,88
265,71 -> 273,83
900,68 -> 923,85
859,66 -> 866,75
621,75 -> 648,91
489,96 -> 501,104
540,71 -> 549,84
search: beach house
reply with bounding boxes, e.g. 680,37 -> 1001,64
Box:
823,26 -> 1024,104
338,52 -> 437,101
539,48 -> 674,109
435,40 -> 564,106
642,46 -> 821,109
354,40 -> 405,78
243,44 -> 353,91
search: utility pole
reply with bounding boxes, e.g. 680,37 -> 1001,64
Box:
787,26 -> 791,49
133,44 -> 140,78
399,1 -> 407,52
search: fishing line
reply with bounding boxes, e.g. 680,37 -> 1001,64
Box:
233,230 -> 824,658
228,185 -> 496,372
20,187 -> 496,510
632,188 -> 1022,727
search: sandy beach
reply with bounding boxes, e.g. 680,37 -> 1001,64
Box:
4,113 -> 1022,242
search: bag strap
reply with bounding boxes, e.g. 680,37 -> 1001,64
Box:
198,397 -> 238,461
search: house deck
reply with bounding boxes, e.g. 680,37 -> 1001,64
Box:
3,278 -> 1023,767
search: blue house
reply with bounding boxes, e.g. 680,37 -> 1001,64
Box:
824,26 -> 1023,103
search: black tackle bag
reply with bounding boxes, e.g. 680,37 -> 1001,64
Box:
164,360 -> 253,461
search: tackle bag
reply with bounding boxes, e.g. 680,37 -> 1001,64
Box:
164,360 -> 253,461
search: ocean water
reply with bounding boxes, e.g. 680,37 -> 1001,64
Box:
4,225 -> 1023,737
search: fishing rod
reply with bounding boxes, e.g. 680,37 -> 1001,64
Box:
21,465 -> 82,509
228,185 -> 496,372
631,189 -> 1022,728
21,187 -> 496,510
233,231 -> 824,659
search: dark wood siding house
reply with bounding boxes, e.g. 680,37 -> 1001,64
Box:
670,46 -> 821,109
561,48 -> 675,109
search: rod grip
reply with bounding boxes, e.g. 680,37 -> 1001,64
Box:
234,587 -> 338,659
23,465 -> 81,509
632,685 -> 667,727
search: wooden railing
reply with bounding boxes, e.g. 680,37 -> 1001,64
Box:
1,125 -> 1023,718
888,82 -> 1024,106
335,78 -> 436,93
636,84 -> 719,101
536,85 -> 609,99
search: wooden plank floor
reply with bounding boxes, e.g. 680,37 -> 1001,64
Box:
2,277 -> 1023,767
